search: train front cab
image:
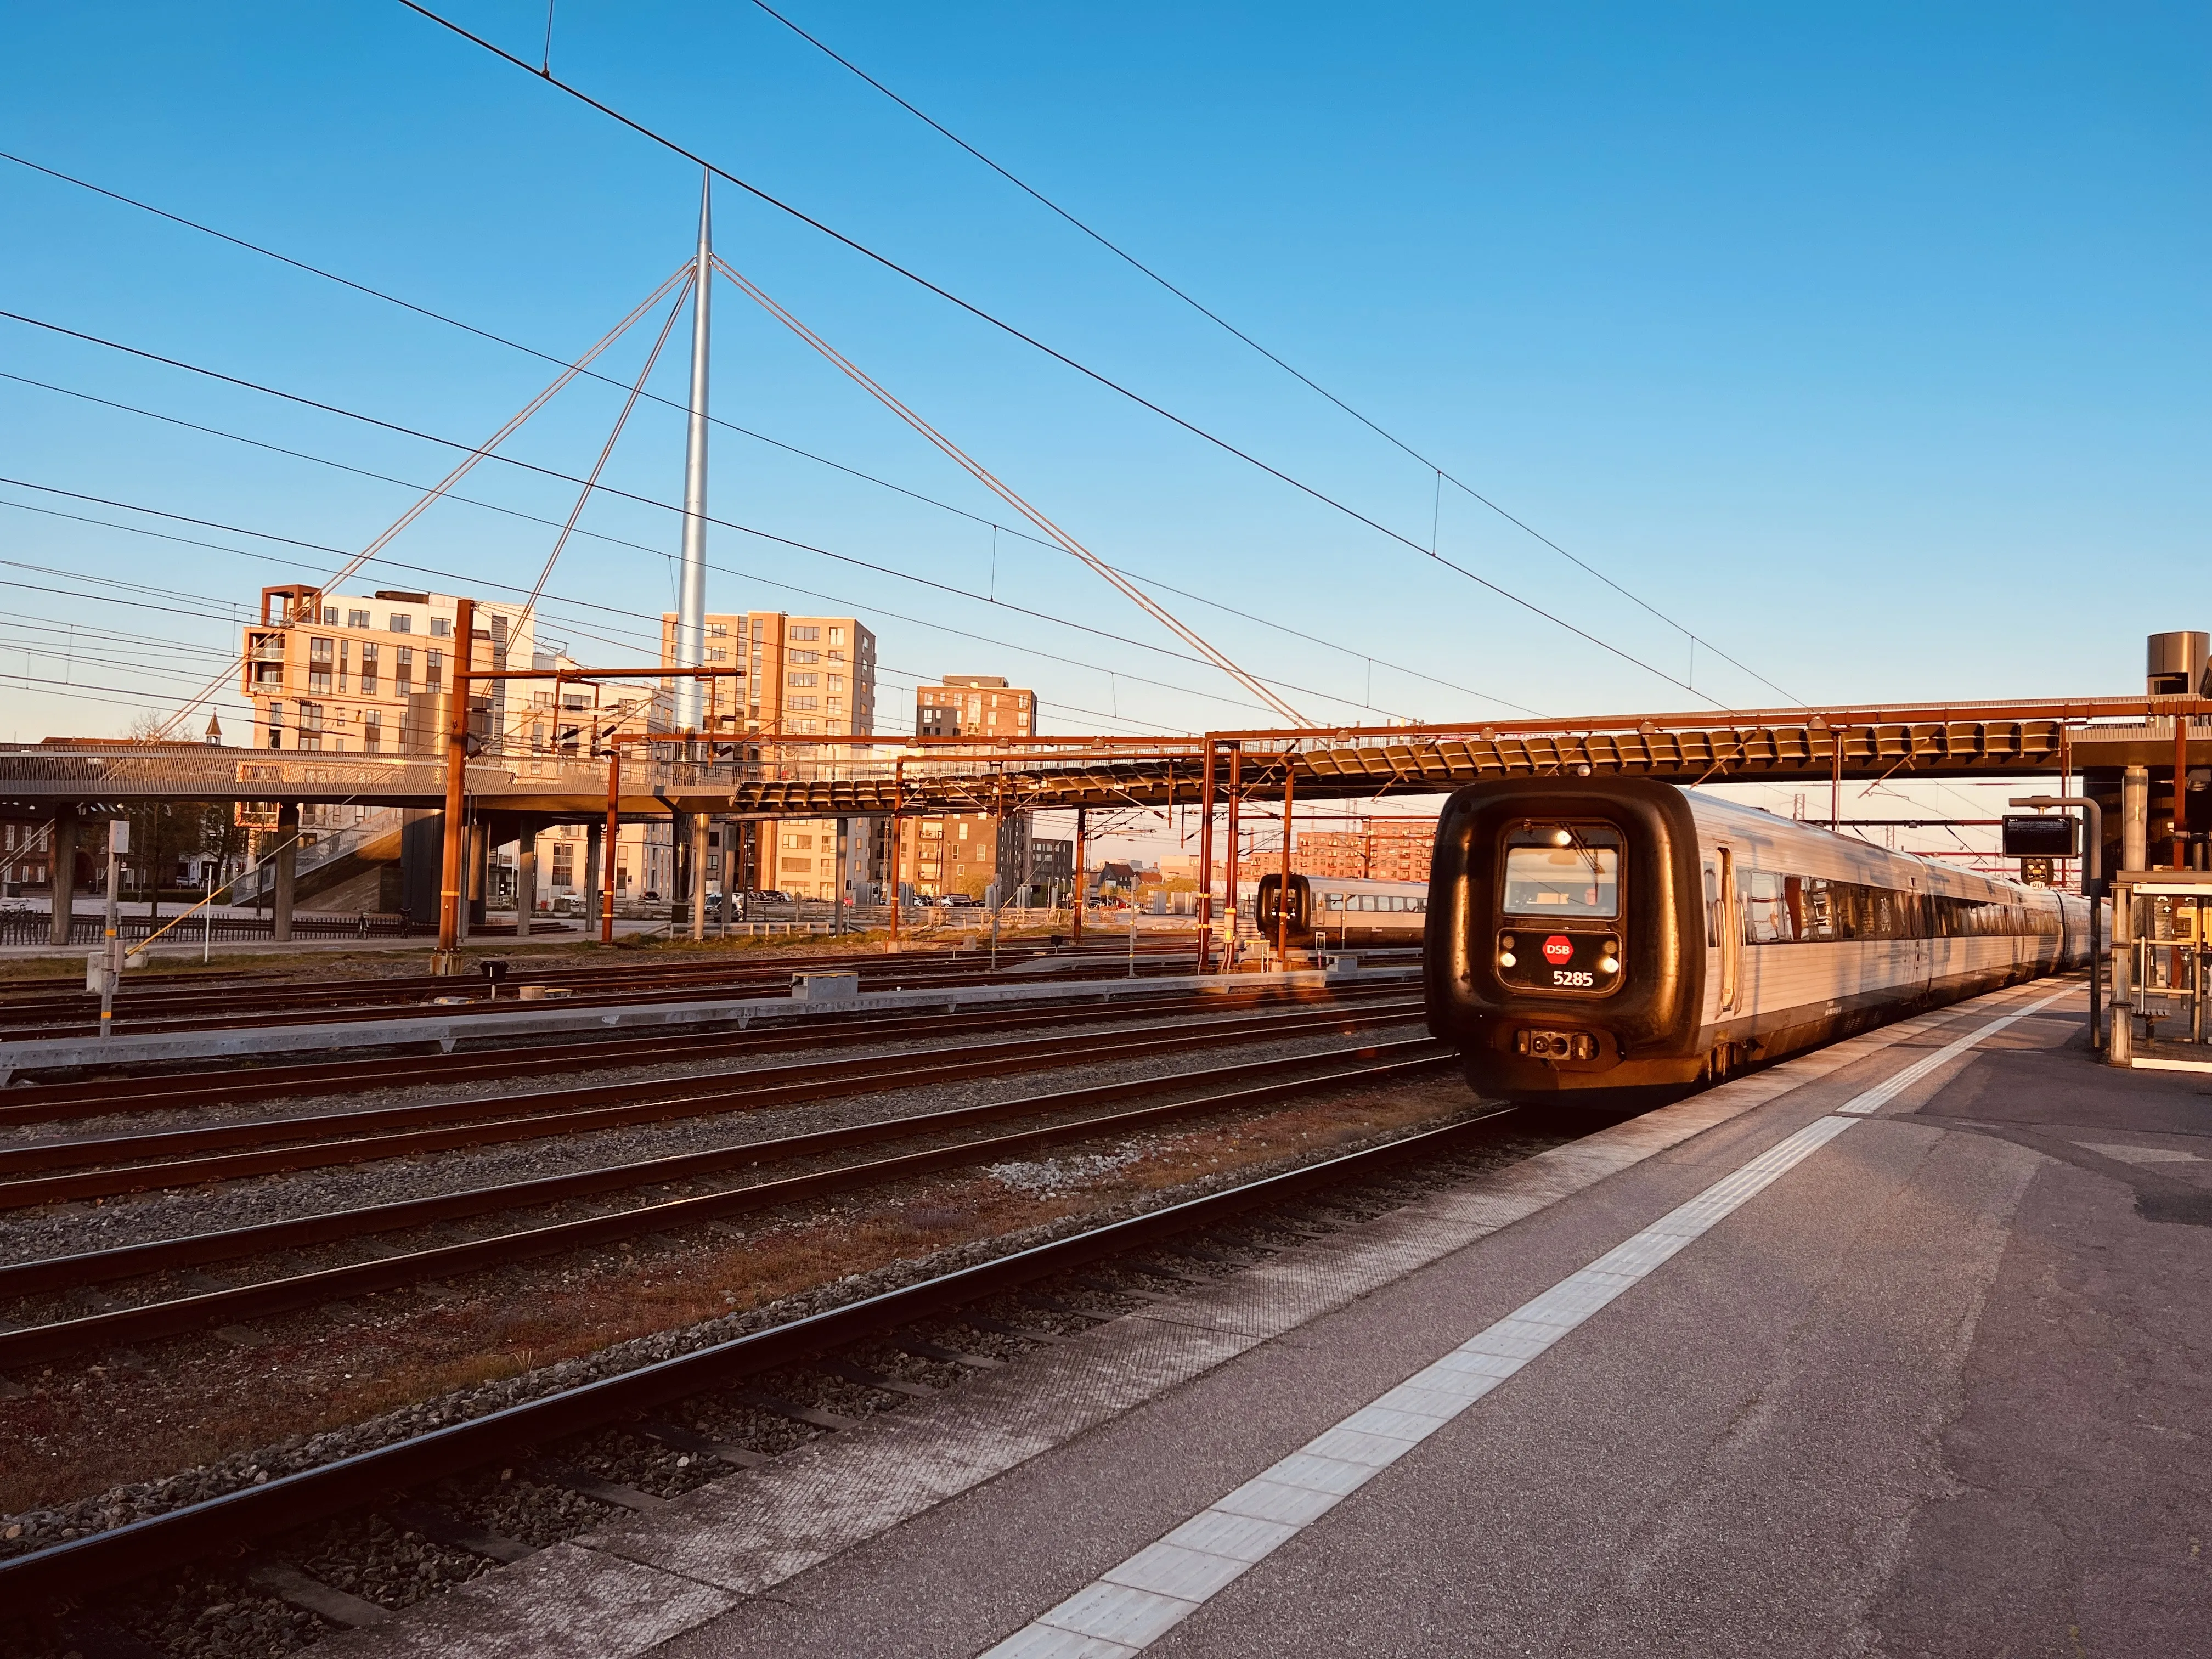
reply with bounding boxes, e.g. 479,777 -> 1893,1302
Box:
1254,873 -> 1310,947
1426,778 -> 1708,1099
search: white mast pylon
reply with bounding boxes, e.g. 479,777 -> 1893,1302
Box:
673,170 -> 712,733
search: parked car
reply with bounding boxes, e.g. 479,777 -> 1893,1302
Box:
937,893 -> 980,909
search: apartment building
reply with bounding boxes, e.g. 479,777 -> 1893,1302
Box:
895,810 -> 1041,902
915,675 -> 1035,740
1261,816 -> 1440,883
657,610 -> 879,902
240,584 -> 628,758
887,675 -> 1041,901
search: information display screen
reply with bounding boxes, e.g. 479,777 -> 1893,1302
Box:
2001,815 -> 2078,857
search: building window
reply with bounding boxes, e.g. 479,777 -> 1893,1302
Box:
827,697 -> 843,713
308,669 -> 333,694
552,843 -> 574,885
707,648 -> 727,662
787,672 -> 817,688
428,617 -> 448,637
363,712 -> 382,753
389,613 -> 413,634
310,636 -> 334,663
347,608 -> 370,629
782,833 -> 812,849
426,650 -> 443,687
707,623 -> 727,637
359,643 -> 379,695
828,627 -> 845,645
789,650 -> 818,666
787,697 -> 817,712
790,625 -> 820,642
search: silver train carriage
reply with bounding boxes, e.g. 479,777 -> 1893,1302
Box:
1425,778 -> 2091,1101
1255,874 -> 1429,949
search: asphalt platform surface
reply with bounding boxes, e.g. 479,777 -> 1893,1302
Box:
330,983 -> 2212,1658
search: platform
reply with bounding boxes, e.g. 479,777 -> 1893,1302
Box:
321,978 -> 2212,1658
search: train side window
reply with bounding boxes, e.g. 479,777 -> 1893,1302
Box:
1325,893 -> 1344,910
1801,877 -> 1835,941
1702,864 -> 1720,947
1743,871 -> 1789,944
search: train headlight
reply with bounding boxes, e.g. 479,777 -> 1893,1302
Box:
1599,956 -> 1620,974
1498,951 -> 1516,968
1550,827 -> 1572,847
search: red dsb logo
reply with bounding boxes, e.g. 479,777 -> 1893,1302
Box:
1542,935 -> 1576,965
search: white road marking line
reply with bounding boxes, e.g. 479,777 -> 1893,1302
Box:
975,985 -> 2080,1658
1829,984 -> 2076,1114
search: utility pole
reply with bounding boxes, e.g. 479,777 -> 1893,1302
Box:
2012,793 -> 2105,1051
673,172 -> 712,735
98,818 -> 126,1039
436,595 -> 477,968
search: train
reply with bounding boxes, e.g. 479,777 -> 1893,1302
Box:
1254,873 -> 1430,950
1424,778 -> 2094,1102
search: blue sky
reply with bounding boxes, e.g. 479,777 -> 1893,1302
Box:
0,1 -> 2204,757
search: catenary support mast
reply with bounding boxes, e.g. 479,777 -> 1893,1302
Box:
673,171 -> 713,733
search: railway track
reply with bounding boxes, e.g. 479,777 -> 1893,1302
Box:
0,998 -> 1425,1203
0,1070 -> 1533,1647
0,1037 -> 1449,1368
0,941 -> 1200,1041
0,979 -> 1387,1125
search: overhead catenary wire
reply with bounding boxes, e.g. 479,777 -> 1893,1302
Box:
1,275 -> 696,736
740,0 -> 1799,706
0,329 -> 1487,723
0,475 -> 1356,728
0,490 -> 1203,735
385,0 -> 1743,711
707,255 -> 1304,724
4,365 -> 1525,720
516,267 -> 694,638
0,148 -> 1527,715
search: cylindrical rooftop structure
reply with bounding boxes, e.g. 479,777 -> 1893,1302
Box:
2147,631 -> 2209,698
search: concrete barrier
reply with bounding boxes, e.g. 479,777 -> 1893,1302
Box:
0,964 -> 1420,1081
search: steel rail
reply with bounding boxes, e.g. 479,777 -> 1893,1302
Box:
0,1057 -> 1485,1608
0,996 -> 1411,1172
0,943 -> 961,1017
0,940 -> 1170,1015
0,948 -> 1198,1040
0,1041 -> 1452,1368
0,982 -> 1375,1126
0,940 -> 1172,1022
0,1037 -> 1431,1304
0,1003 -> 1426,1204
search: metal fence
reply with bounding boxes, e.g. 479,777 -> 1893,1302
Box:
0,911 -> 424,947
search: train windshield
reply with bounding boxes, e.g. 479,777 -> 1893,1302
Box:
1502,825 -> 1621,917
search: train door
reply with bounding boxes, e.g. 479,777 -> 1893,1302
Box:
1908,875 -> 1929,992
1712,848 -> 1741,1016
